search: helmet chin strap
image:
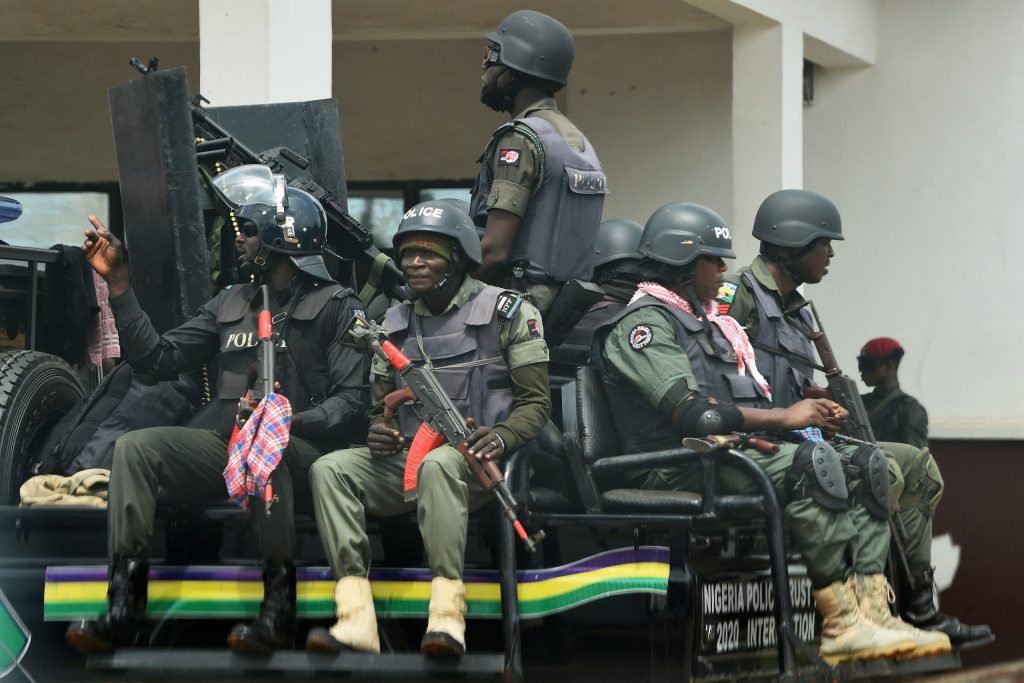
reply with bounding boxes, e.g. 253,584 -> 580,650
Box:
764,242 -> 813,286
238,246 -> 273,282
481,69 -> 522,113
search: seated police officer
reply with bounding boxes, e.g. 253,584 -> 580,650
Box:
305,200 -> 550,657
471,10 -> 607,313
717,189 -> 990,648
592,201 -> 946,664
65,166 -> 368,655
556,218 -> 645,364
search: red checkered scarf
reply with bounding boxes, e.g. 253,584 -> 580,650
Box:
631,282 -> 772,401
224,393 -> 292,509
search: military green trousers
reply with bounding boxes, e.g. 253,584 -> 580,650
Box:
109,426 -> 320,561
879,441 -> 944,569
309,445 -> 491,580
633,442 -> 891,588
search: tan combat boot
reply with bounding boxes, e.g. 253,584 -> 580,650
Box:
305,576 -> 380,654
857,574 -> 951,659
814,577 -> 916,664
420,577 -> 466,656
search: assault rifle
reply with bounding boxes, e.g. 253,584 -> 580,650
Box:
127,57 -> 406,304
253,284 -> 276,403
803,301 -> 876,442
345,317 -> 544,552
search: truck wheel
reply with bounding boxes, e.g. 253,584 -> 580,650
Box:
0,351 -> 85,504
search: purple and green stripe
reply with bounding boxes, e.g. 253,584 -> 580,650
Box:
45,546 -> 669,621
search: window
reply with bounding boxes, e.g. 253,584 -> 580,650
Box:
347,180 -> 473,252
0,191 -> 111,249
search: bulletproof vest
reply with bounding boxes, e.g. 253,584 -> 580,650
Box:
385,286 -> 514,440
553,296 -> 627,366
593,296 -> 771,454
741,272 -> 817,409
213,280 -> 344,436
470,117 -> 608,283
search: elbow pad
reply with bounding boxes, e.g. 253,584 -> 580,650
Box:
672,399 -> 743,437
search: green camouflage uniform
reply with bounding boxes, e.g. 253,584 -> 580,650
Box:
721,257 -> 942,570
599,303 -> 889,586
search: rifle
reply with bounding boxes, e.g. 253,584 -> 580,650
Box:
253,284 -> 276,402
804,301 -> 876,442
346,317 -> 544,552
127,56 -> 406,304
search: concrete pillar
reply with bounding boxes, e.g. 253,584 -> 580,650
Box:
730,22 -> 803,262
199,0 -> 332,106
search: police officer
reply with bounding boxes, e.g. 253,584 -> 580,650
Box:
858,337 -> 929,448
556,218 -> 645,364
471,9 -> 608,313
717,189 -> 990,648
64,166 -> 368,655
593,202 -> 936,664
305,200 -> 551,656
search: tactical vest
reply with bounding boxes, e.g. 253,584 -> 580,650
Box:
212,281 -> 345,435
384,286 -> 514,440
741,272 -> 817,409
555,297 -> 627,366
470,116 -> 608,283
593,297 -> 771,454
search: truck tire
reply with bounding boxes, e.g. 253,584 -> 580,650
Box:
0,351 -> 85,504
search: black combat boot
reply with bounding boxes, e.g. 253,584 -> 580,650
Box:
227,560 -> 297,654
65,557 -> 149,654
901,566 -> 994,648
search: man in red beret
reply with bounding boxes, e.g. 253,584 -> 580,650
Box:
858,338 -> 928,449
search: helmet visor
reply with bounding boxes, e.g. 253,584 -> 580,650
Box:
211,165 -> 276,210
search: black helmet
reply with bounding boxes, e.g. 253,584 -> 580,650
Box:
486,10 -> 575,86
594,219 -> 644,270
752,189 -> 844,248
392,200 -> 482,269
212,165 -> 331,281
639,202 -> 736,268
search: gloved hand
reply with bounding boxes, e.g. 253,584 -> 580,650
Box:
463,417 -> 505,462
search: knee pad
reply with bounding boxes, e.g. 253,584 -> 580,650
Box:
786,441 -> 849,511
850,444 -> 891,520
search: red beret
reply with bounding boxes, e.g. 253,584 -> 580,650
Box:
859,337 -> 903,358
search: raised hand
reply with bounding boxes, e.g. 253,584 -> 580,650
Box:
83,215 -> 130,297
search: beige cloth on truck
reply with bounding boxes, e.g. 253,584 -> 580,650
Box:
20,468 -> 110,508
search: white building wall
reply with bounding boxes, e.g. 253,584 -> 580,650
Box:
804,0 -> 1024,438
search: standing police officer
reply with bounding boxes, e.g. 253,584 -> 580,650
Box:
718,189 -> 990,648
593,202 -> 937,664
471,9 -> 608,313
305,200 -> 550,657
65,166 -> 368,655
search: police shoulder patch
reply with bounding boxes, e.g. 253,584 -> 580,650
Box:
628,324 -> 653,351
498,149 -> 521,166
496,292 -> 524,320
